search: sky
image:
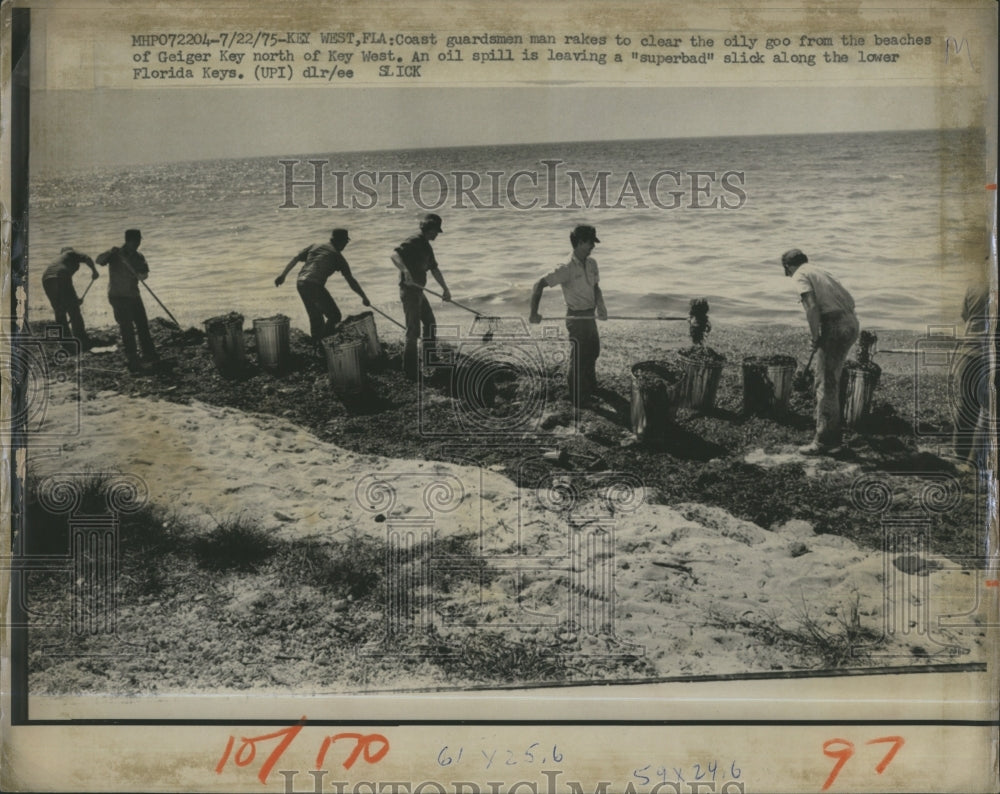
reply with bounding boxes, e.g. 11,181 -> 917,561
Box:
29,83 -> 986,169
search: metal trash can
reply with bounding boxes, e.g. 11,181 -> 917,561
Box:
322,337 -> 366,396
203,313 -> 246,373
742,355 -> 796,415
677,349 -> 726,410
252,315 -> 291,372
841,362 -> 881,427
338,311 -> 381,361
630,360 -> 683,444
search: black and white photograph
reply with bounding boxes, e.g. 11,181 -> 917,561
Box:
2,0 -> 997,791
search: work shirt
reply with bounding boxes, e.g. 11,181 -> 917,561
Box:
794,263 -> 855,316
394,235 -> 438,287
42,249 -> 91,282
296,243 -> 347,285
96,246 -> 148,299
544,255 -> 600,311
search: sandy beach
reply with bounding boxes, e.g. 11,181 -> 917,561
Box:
23,316 -> 989,694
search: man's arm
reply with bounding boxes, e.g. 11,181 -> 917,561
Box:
275,250 -> 305,287
594,284 -> 607,321
75,252 -> 99,279
340,264 -> 370,306
801,291 -> 822,348
429,267 -> 451,302
529,278 -> 547,323
95,248 -> 117,266
391,251 -> 417,286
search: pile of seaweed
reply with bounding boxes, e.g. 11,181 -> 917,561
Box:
679,298 -> 725,366
203,311 -> 245,334
678,344 -> 726,364
846,330 -> 882,375
632,359 -> 684,395
688,298 -> 711,344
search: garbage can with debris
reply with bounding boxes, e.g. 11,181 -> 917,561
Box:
203,312 -> 247,374
323,336 -> 366,396
630,359 -> 683,444
742,354 -> 796,415
252,314 -> 291,372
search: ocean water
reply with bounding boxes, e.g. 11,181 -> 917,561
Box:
26,129 -> 987,336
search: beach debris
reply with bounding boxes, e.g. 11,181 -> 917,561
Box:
676,300 -> 726,410
852,330 -> 881,373
688,298 -> 711,344
330,311 -> 382,363
203,311 -> 244,335
678,344 -> 726,363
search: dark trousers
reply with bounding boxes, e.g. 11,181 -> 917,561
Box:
566,314 -> 600,403
109,296 -> 157,365
42,276 -> 88,346
297,281 -> 342,343
400,285 -> 436,378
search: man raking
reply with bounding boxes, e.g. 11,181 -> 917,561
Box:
782,248 -> 859,455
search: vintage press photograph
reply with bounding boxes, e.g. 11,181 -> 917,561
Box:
3,0 -> 996,749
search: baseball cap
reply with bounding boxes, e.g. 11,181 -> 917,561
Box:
420,213 -> 443,233
572,224 -> 600,243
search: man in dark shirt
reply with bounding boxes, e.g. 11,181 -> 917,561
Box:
275,228 -> 370,346
41,246 -> 99,348
391,214 -> 452,379
96,229 -> 158,372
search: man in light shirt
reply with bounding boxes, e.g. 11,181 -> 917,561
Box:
530,225 -> 608,406
782,248 -> 859,455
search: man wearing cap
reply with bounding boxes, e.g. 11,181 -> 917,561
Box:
530,225 -> 608,406
782,249 -> 859,455
97,229 -> 159,372
392,214 -> 452,380
41,246 -> 99,349
276,228 -> 371,347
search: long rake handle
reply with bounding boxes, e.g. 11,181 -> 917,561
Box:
369,303 -> 406,330
116,255 -> 181,328
545,315 -> 689,321
79,277 -> 96,303
414,284 -> 488,318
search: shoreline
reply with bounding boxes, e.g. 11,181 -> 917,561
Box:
27,376 -> 984,694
